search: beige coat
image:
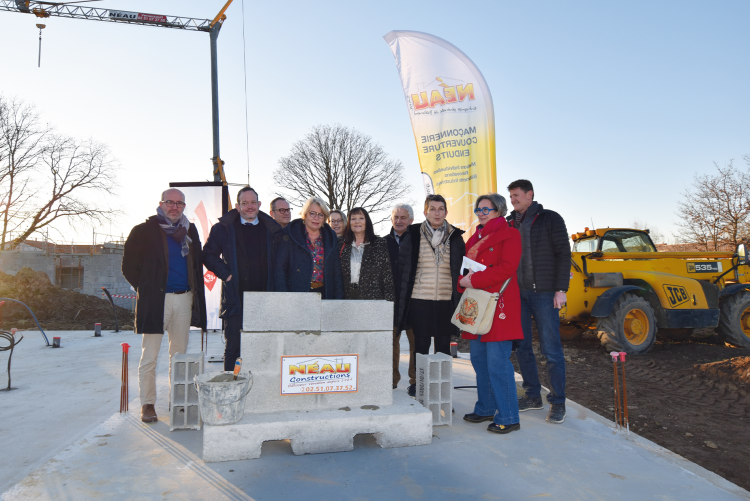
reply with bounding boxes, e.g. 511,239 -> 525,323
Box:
411,234 -> 453,301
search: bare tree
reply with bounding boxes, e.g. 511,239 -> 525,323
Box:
0,95 -> 120,249
675,159 -> 750,251
630,218 -> 668,245
0,96 -> 50,246
274,124 -> 411,223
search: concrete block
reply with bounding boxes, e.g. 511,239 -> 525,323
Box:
240,329 -> 392,414
241,367 -> 392,414
241,332 -> 284,372
416,353 -> 453,426
203,390 -> 432,462
320,300 -> 393,331
242,292 -> 321,332
170,353 -> 204,431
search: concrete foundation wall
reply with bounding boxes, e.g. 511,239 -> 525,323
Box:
0,250 -> 134,310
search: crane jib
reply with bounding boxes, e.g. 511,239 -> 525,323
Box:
109,10 -> 167,24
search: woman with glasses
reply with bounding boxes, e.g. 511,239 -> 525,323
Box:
458,193 -> 524,435
338,207 -> 394,302
274,197 -> 344,299
329,210 -> 347,238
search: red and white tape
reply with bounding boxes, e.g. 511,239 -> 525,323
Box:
102,293 -> 136,299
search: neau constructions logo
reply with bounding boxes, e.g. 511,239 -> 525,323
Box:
456,297 -> 479,326
411,77 -> 475,110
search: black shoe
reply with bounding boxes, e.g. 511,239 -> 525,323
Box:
487,422 -> 520,434
407,384 -> 416,397
463,413 -> 495,423
393,384 -> 397,389
517,394 -> 544,412
547,403 -> 566,424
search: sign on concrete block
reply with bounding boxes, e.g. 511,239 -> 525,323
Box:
281,355 -> 358,395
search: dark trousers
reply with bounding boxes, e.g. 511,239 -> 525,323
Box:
410,299 -> 454,357
393,327 -> 416,386
223,315 -> 242,371
414,334 -> 451,356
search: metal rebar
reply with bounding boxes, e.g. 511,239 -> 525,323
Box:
620,353 -> 629,434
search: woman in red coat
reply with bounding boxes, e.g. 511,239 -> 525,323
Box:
458,193 -> 523,434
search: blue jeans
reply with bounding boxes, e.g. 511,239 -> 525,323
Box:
470,339 -> 519,425
516,290 -> 566,404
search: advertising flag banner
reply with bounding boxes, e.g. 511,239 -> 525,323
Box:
384,31 -> 497,236
170,182 -> 227,330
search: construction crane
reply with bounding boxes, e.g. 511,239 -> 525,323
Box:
0,0 -> 234,184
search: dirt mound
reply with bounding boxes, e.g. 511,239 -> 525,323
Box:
695,356 -> 750,385
0,267 -> 133,331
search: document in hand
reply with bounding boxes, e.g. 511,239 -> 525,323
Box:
461,256 -> 487,274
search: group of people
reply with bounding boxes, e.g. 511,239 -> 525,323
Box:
123,180 -> 571,436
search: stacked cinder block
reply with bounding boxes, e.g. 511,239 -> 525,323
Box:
170,353 -> 204,431
240,293 -> 393,413
201,292 -> 434,462
416,353 -> 453,426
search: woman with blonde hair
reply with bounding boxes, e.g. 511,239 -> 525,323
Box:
274,197 -> 344,299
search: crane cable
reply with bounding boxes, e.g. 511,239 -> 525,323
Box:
241,0 -> 250,186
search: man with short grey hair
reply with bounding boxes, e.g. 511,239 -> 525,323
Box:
386,203 -> 417,394
123,188 -> 207,423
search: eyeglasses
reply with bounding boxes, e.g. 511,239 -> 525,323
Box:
240,201 -> 261,207
308,211 -> 325,220
161,200 -> 186,208
274,208 -> 291,214
474,207 -> 497,215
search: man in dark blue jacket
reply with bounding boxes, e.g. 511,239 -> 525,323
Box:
203,186 -> 282,371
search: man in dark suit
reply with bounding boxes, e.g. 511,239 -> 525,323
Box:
203,186 -> 282,371
385,203 -> 416,395
122,188 -> 207,423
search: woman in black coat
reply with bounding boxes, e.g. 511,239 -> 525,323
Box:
273,197 -> 344,299
339,207 -> 394,301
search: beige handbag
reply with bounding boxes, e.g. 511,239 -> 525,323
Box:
451,278 -> 511,335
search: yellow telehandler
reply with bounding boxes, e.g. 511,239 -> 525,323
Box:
560,228 -> 750,354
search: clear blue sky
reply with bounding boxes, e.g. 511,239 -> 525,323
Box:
1,0 -> 748,243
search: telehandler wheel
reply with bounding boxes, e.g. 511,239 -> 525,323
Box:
717,290 -> 750,349
658,328 -> 694,341
559,324 -> 583,341
596,293 -> 656,354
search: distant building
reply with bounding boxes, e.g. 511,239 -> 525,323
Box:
0,239 -> 134,310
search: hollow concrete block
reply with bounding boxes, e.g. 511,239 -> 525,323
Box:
320,300 -> 393,332
416,353 -> 453,426
170,352 -> 204,431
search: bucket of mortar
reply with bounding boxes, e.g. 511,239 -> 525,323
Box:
194,371 -> 253,425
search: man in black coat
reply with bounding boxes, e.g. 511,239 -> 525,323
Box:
203,186 -> 282,371
394,195 -> 465,396
122,188 -> 207,423
507,179 -> 571,425
385,203 -> 416,392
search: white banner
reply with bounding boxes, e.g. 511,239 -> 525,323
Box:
281,355 -> 358,395
384,31 -> 497,236
174,184 -> 224,330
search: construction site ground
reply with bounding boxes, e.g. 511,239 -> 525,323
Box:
498,329 -> 750,492
2,329 -> 748,500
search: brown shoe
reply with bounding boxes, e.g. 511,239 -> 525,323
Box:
141,404 -> 158,423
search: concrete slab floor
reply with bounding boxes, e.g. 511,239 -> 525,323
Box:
1,330 -> 748,500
